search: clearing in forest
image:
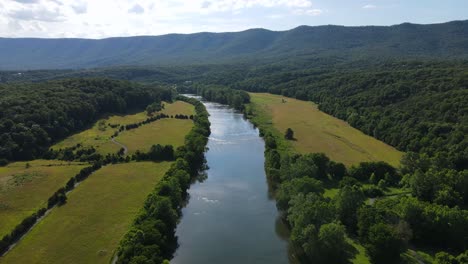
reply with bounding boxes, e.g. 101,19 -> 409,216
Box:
0,160 -> 87,238
115,118 -> 193,154
249,93 -> 403,167
1,162 -> 171,264
51,100 -> 194,155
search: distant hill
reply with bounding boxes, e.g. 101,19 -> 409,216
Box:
1,20 -> 467,70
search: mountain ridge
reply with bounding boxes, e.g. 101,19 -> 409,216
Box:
1,20 -> 467,70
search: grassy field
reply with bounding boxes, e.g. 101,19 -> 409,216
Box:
0,160 -> 87,238
115,119 -> 193,154
161,101 -> 195,116
248,93 -> 403,167
1,162 -> 171,264
52,101 -> 194,155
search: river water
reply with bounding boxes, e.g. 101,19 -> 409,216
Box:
171,98 -> 289,264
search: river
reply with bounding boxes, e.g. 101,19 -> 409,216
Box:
171,97 -> 290,264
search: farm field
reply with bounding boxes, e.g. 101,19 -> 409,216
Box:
115,118 -> 193,154
0,160 -> 87,238
51,100 -> 194,155
248,93 -> 403,167
161,100 -> 195,116
1,162 -> 172,264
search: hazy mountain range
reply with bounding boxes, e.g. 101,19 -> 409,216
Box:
0,20 -> 467,70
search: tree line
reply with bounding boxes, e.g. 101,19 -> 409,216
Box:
0,162 -> 102,255
0,78 -> 172,163
229,61 -> 467,170
260,128 -> 468,263
179,84 -> 250,111
116,95 -> 211,264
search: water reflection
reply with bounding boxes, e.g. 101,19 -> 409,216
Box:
171,98 -> 290,264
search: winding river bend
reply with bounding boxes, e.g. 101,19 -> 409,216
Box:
171,97 -> 289,264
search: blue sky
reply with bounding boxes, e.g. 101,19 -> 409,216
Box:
0,0 -> 467,38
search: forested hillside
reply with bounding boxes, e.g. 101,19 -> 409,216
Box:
1,20 -> 468,70
0,79 -> 171,162
231,61 -> 468,169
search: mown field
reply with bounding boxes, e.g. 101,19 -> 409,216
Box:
115,118 -> 193,154
0,160 -> 87,238
248,93 -> 403,167
52,100 -> 194,155
1,162 -> 172,264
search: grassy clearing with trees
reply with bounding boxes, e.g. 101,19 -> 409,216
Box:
51,101 -> 194,155
115,118 -> 193,155
244,90 -> 467,264
0,160 -> 87,238
0,162 -> 172,264
248,93 -> 403,167
0,95 -> 209,264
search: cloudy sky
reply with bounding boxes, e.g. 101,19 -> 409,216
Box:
0,0 -> 467,39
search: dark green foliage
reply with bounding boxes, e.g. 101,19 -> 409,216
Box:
133,145 -> 175,162
0,78 -> 171,162
146,101 -> 163,115
316,222 -> 350,264
194,85 -> 250,111
365,223 -> 406,264
349,161 -> 399,186
434,251 -> 468,264
47,188 -> 67,208
124,113 -> 170,132
328,161 -> 347,181
228,60 -> 467,178
409,168 -> 467,207
335,185 -> 366,232
116,96 -> 210,264
0,207 -> 47,255
284,128 -> 294,140
397,197 -> 468,250
362,185 -> 384,198
339,177 -> 362,188
276,177 -> 324,210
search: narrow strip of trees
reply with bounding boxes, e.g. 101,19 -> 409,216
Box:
115,96 -> 210,264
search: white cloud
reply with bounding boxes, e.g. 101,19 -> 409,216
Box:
72,2 -> 87,14
305,9 -> 323,16
0,0 -> 322,38
362,4 -> 377,9
128,3 -> 144,14
11,0 -> 40,4
9,7 -> 65,22
293,8 -> 323,16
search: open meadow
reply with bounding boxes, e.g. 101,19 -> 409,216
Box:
1,162 -> 172,264
115,118 -> 193,154
52,100 -> 194,155
0,160 -> 87,238
248,93 -> 403,167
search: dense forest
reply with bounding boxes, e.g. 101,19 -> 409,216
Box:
229,61 -> 468,212
0,79 -> 171,162
232,61 -> 468,168
262,135 -> 468,264
179,85 -> 251,111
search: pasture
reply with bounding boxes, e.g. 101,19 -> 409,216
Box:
115,118 -> 193,154
0,160 -> 87,238
1,162 -> 171,264
51,100 -> 194,155
248,93 -> 403,167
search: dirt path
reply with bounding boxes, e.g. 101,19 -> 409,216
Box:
110,137 -> 128,155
